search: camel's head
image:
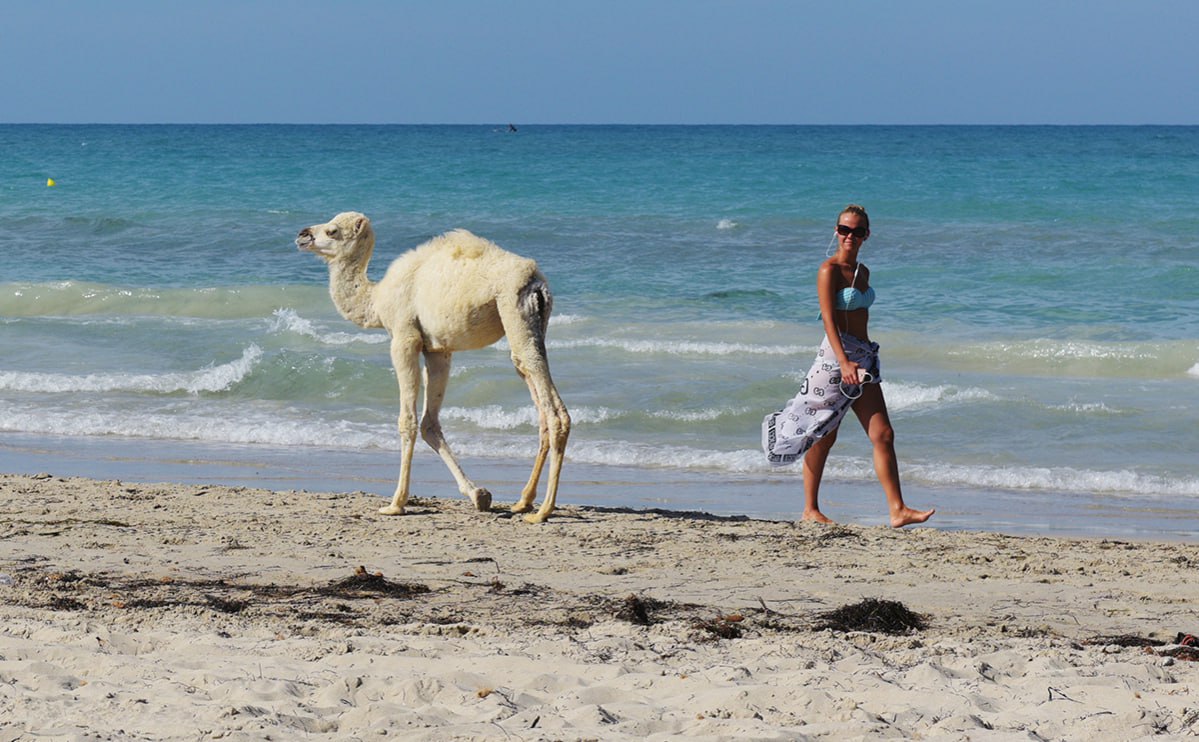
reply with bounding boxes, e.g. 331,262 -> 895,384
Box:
296,212 -> 374,263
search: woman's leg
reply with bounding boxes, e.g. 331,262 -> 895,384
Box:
851,385 -> 934,528
801,428 -> 837,523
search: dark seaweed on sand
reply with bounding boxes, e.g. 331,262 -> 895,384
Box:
1083,634 -> 1199,662
693,616 -> 743,640
616,593 -> 659,625
1083,634 -> 1164,648
816,598 -> 926,635
319,568 -> 430,598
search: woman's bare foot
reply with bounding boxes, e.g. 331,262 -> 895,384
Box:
802,509 -> 834,524
890,507 -> 935,528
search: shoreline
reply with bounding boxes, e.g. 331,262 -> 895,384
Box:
2,472 -> 1198,738
2,432 -> 1198,543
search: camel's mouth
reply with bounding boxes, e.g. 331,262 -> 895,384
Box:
295,232 -> 320,254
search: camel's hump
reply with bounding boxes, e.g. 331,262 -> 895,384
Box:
381,229 -> 540,289
407,229 -> 535,266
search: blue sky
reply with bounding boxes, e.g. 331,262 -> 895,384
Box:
4,0 -> 1196,124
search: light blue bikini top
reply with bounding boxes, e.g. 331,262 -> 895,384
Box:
833,262 -> 875,311
834,285 -> 875,311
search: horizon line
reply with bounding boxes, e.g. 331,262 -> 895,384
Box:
3,121 -> 1196,127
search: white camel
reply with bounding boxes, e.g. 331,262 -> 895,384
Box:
296,212 -> 570,523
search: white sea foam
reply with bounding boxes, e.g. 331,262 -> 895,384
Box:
1047,401 -> 1122,415
650,406 -> 753,423
772,379 -> 997,412
447,434 -> 1199,499
716,218 -> 738,230
270,308 -> 386,346
950,339 -> 1161,364
879,381 -> 998,412
270,308 -> 579,344
454,436 -> 758,473
0,345 -> 263,395
0,401 -> 391,450
441,405 -> 619,429
442,405 -> 538,430
440,404 -> 756,430
1029,341 -> 1156,360
553,337 -> 803,356
905,461 -> 1199,499
441,404 -> 750,429
1188,362 -> 1199,378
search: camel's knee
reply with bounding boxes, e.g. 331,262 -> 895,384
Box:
550,408 -> 571,447
397,416 -> 418,442
420,416 -> 443,447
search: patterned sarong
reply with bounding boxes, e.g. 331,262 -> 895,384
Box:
761,333 -> 881,467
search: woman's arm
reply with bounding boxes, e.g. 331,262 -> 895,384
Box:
817,261 -> 862,385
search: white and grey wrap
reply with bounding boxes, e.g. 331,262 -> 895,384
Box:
761,333 -> 881,466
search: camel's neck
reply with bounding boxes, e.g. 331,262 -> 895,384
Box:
327,260 -> 382,329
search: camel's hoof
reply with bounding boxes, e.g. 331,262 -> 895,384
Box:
469,488 -> 492,512
510,501 -> 533,514
523,511 -> 551,524
378,505 -> 405,516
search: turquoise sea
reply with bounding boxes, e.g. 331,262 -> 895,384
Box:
2,124 -> 1197,539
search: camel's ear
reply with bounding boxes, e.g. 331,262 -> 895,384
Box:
353,215 -> 370,237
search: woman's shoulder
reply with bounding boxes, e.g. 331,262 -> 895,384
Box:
818,258 -> 859,279
817,258 -> 842,276
817,260 -> 840,286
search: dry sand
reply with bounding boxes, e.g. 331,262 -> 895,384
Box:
1,472 -> 1197,740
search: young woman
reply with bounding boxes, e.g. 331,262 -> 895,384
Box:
763,204 -> 934,528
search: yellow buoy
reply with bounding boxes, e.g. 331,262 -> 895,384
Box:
47,178 -> 56,187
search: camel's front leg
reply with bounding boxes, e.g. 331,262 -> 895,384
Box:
379,338 -> 422,516
422,351 -> 491,511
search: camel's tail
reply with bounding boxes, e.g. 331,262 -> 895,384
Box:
519,274 -> 554,342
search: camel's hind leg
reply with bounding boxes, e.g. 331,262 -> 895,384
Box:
380,335 -> 422,516
421,351 -> 492,511
516,368 -> 569,523
501,280 -> 570,523
515,370 -> 552,507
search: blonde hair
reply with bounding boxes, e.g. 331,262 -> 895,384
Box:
840,204 -> 870,230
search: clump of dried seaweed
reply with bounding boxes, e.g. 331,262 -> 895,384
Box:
319,566 -> 430,599
1083,633 -> 1199,662
815,598 -> 926,635
693,614 -> 744,640
1160,646 -> 1199,662
1083,634 -> 1164,648
615,593 -> 676,626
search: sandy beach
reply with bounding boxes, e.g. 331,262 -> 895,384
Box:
2,472 -> 1197,740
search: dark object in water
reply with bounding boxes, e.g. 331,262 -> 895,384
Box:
815,598 -> 926,635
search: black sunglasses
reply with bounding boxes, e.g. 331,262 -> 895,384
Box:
836,224 -> 867,239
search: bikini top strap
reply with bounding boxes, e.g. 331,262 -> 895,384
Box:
843,262 -> 862,322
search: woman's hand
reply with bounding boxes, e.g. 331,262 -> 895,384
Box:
839,360 -> 862,386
